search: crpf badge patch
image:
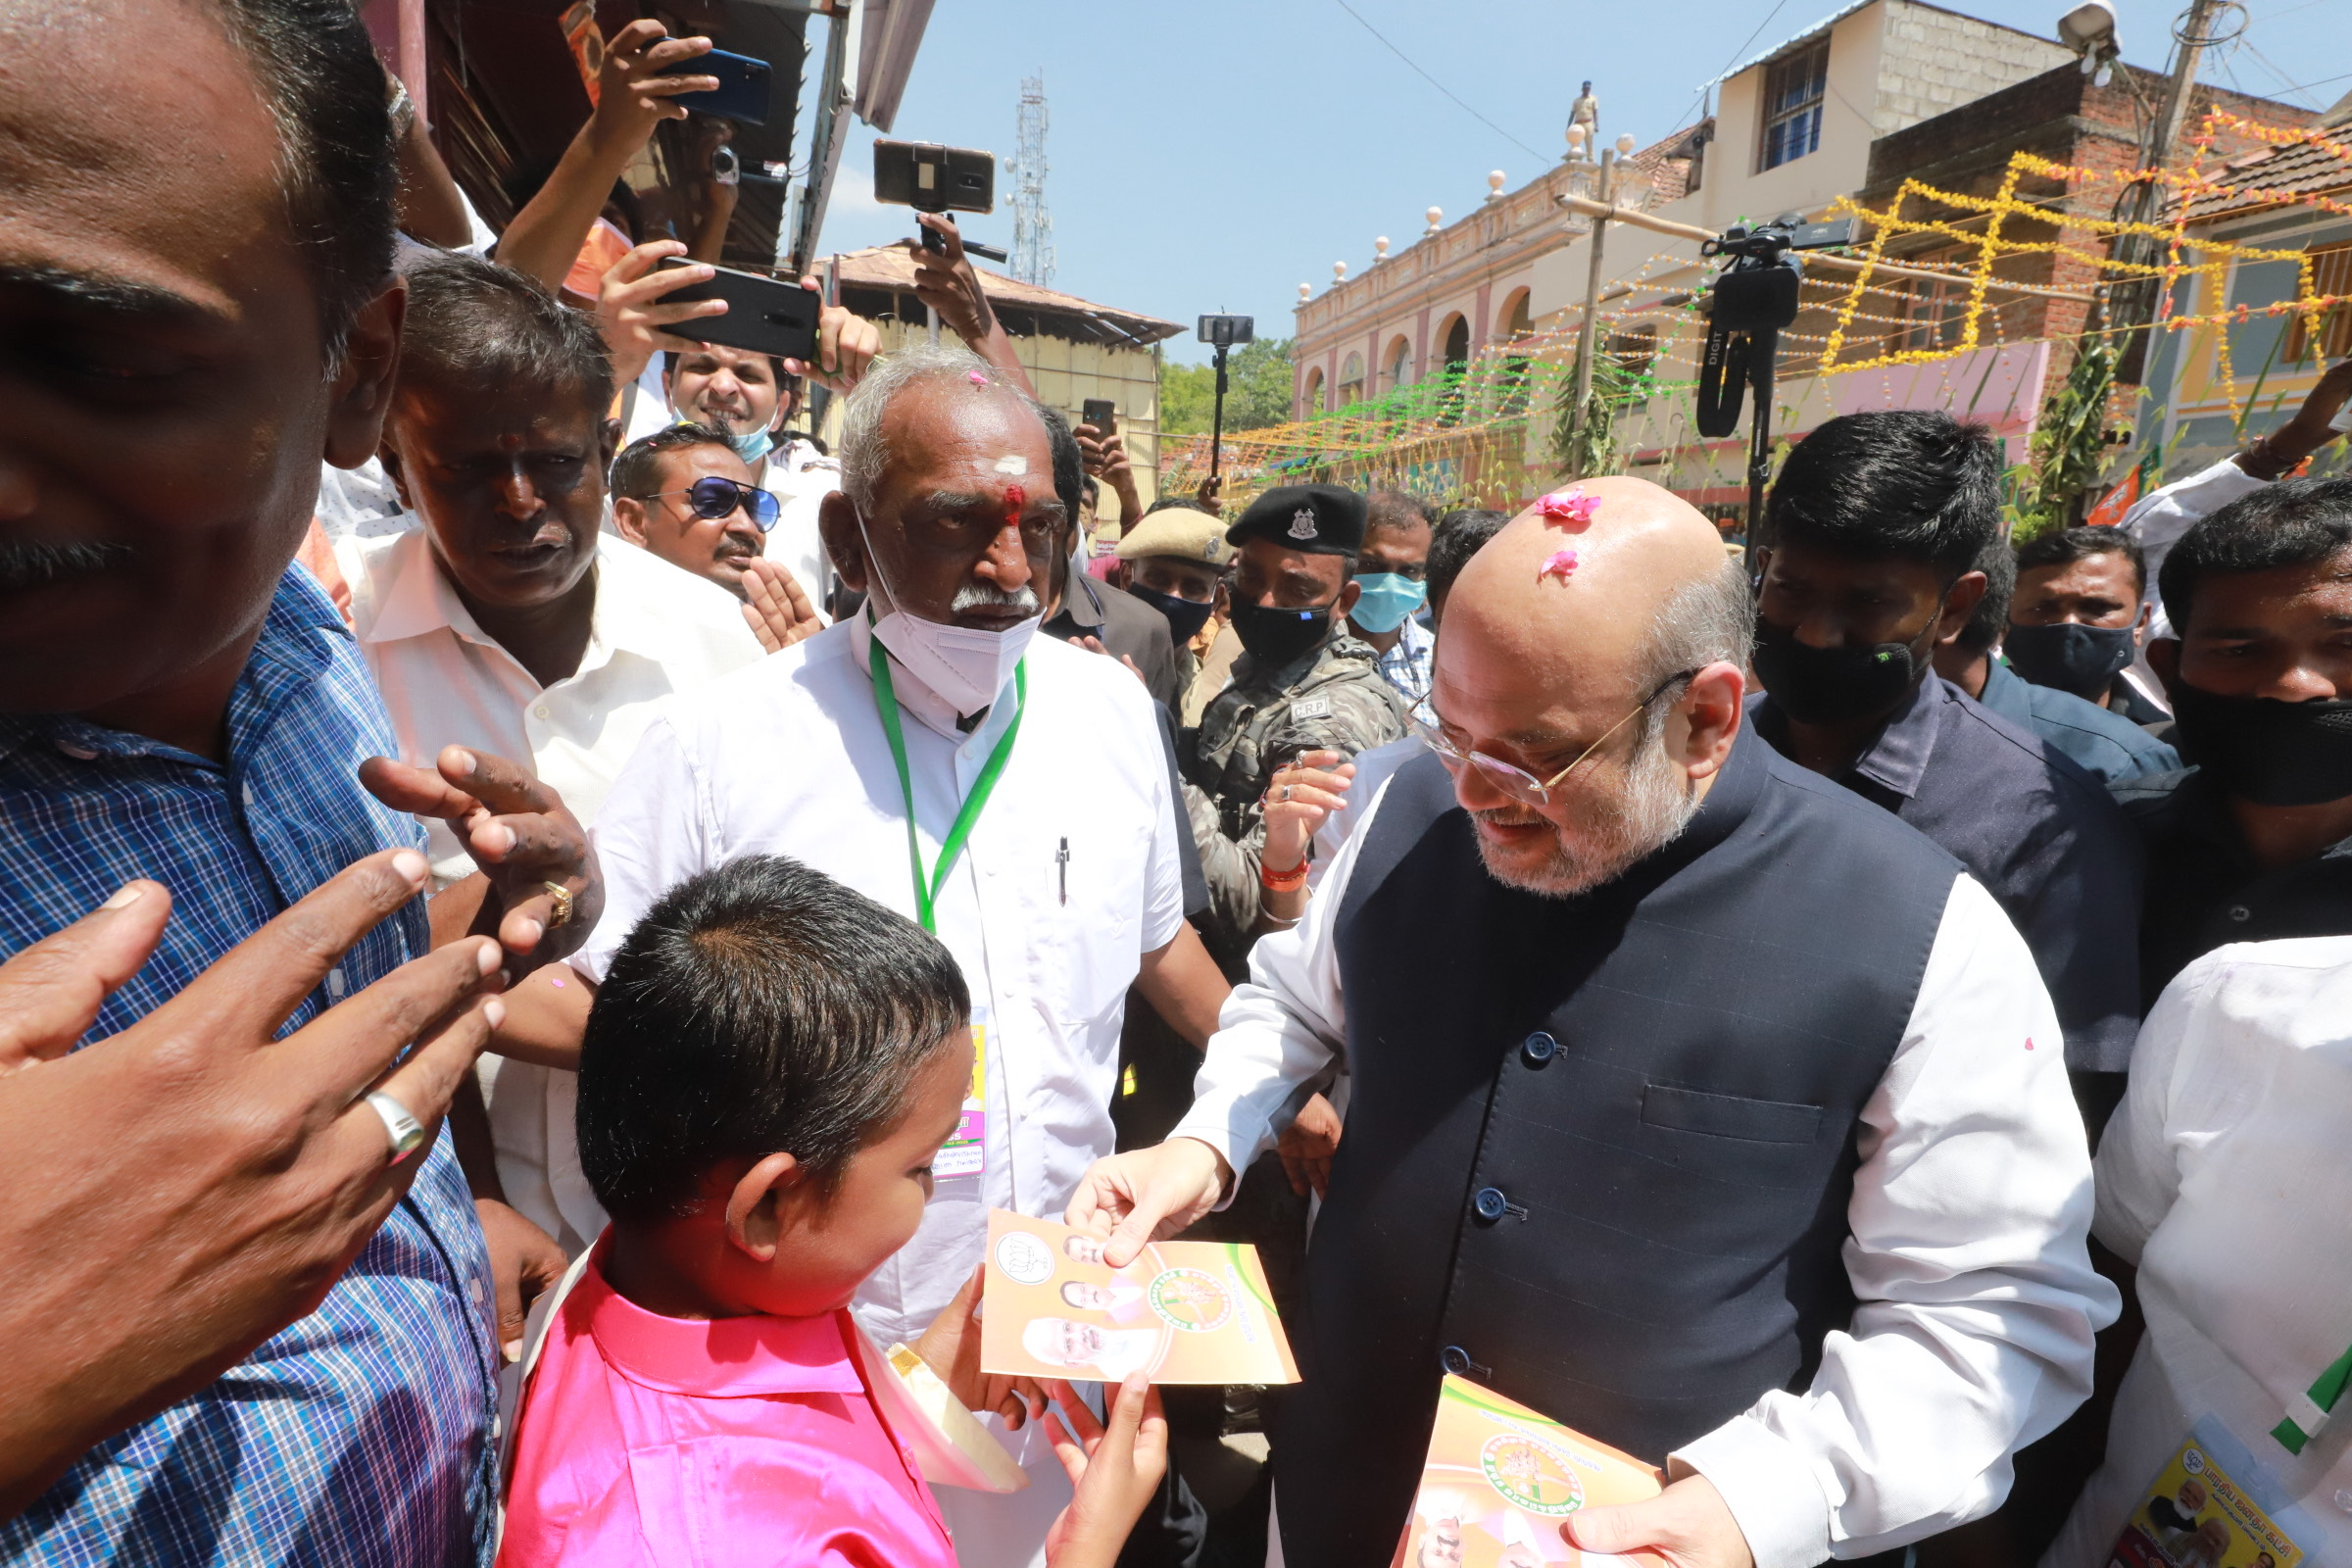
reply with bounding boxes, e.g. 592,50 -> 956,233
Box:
1290,697 -> 1331,721
1288,506 -> 1317,542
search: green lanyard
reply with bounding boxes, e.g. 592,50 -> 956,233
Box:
2273,1338 -> 2352,1454
869,636 -> 1026,934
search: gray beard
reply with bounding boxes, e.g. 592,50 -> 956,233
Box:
1471,739 -> 1699,898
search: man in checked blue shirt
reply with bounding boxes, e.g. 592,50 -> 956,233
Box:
0,0 -> 601,1559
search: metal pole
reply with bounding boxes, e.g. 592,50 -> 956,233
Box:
2111,0 -> 2224,366
1569,149 -> 1617,454
787,3 -> 853,278
1209,343 -> 1229,485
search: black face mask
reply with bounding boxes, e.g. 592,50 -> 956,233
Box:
1751,615 -> 1925,726
1127,584 -> 1216,648
2004,621 -> 2135,700
2167,681 -> 2352,806
1231,599 -> 1333,667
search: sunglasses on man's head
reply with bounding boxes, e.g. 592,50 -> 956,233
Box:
652,476 -> 779,532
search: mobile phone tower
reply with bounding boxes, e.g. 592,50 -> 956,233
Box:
1008,73 -> 1054,288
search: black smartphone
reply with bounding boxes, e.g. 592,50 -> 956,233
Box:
654,258 -> 818,363
872,140 -> 996,214
658,47 -> 771,125
1082,399 -> 1117,435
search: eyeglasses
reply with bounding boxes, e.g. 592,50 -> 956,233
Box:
647,476 -> 780,532
1411,670 -> 1698,807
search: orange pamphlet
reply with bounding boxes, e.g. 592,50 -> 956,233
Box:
1394,1376 -> 1668,1568
979,1210 -> 1299,1386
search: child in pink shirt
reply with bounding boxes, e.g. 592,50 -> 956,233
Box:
499,856 -> 1162,1567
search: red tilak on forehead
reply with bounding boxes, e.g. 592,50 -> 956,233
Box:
1004,483 -> 1026,527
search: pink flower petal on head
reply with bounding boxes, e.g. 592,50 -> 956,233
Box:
1540,549 -> 1580,581
1536,487 -> 1601,528
967,370 -> 989,386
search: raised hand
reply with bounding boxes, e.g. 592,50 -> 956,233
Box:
596,239 -> 729,385
742,557 -> 825,653
359,747 -> 601,969
1042,1376 -> 1169,1568
0,853 -> 506,1513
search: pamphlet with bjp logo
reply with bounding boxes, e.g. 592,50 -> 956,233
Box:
978,1210 -> 1298,1386
1393,1376 -> 1668,1568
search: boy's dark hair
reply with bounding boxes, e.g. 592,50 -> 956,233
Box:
399,252 -> 613,411
612,422 -> 732,501
1764,411 -> 2000,580
1428,509 -> 1510,601
1367,489 -> 1438,534
1146,496 -> 1217,516
578,856 -> 970,1222
2016,525 -> 2146,598
2158,477 -> 2352,633
216,0 -> 398,365
1953,530 -> 2016,656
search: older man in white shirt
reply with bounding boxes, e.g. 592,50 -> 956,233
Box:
2042,936 -> 2352,1568
493,339 -> 1232,1566
338,254 -> 766,1260
1070,481 -> 2118,1568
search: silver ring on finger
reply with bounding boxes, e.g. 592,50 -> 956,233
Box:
365,1090 -> 429,1166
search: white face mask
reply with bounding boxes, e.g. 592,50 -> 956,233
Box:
858,508 -> 1040,716
870,607 -> 1038,716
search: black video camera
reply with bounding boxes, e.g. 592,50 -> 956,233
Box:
1694,217 -> 1856,437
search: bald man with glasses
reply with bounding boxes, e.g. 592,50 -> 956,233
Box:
1069,477 -> 2118,1568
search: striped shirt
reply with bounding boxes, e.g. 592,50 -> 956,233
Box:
0,568 -> 498,1567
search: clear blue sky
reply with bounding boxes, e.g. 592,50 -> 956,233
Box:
801,0 -> 2350,365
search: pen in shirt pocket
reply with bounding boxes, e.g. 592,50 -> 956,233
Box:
1056,837 -> 1069,905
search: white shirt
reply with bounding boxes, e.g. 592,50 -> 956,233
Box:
2044,939 -> 2352,1568
2124,457 -> 2269,616
574,616 -> 1188,1348
1306,734 -> 1421,892
757,436 -> 839,612
1174,791 -> 2119,1568
337,528 -> 766,1249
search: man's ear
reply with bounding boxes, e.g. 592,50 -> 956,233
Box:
2147,636 -> 2181,693
819,491 -> 872,599
1935,569 -> 1989,647
324,276 -> 407,470
612,496 -> 652,547
2135,600 -> 2155,643
600,416 -> 623,472
1674,661 -> 1747,782
1337,577 -> 1363,619
724,1151 -> 804,1262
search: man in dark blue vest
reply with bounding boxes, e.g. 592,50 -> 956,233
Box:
1068,479 -> 2115,1568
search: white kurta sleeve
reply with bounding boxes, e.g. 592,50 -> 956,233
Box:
2123,458 -> 2268,596
1139,710 -> 1190,954
1166,786 -> 1376,1178
570,711 -> 719,984
2090,951 -> 2230,1264
1672,874 -> 2121,1568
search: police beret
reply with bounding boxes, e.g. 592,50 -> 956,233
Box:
1115,506 -> 1234,566
1225,484 -> 1366,557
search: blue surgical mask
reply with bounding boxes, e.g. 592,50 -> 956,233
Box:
725,425 -> 775,465
1349,572 -> 1427,635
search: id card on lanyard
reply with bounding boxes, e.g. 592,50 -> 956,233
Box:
870,638 -> 1024,1182
2108,1418 -> 2315,1568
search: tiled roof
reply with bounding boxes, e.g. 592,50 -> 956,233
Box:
2175,133 -> 2352,223
828,245 -> 1182,346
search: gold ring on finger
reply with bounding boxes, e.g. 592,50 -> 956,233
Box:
541,880 -> 573,930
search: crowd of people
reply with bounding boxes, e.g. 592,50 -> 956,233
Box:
10,3 -> 2352,1567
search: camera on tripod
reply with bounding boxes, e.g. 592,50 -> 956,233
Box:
1693,215 -> 1857,541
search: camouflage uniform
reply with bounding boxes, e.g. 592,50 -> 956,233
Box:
1182,628 -> 1409,974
